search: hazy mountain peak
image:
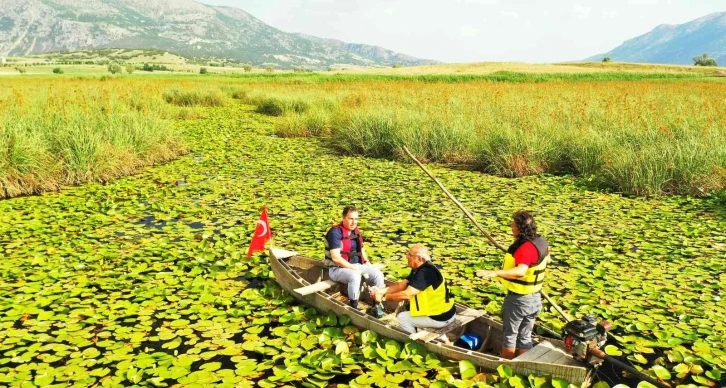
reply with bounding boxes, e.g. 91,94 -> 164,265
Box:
587,11 -> 726,65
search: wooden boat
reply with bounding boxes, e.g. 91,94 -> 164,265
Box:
269,247 -> 593,387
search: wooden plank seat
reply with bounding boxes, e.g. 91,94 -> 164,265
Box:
409,308 -> 487,343
293,263 -> 387,296
294,280 -> 338,296
514,340 -> 580,366
513,340 -> 556,361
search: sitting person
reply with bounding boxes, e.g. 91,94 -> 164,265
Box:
373,244 -> 456,334
324,205 -> 386,317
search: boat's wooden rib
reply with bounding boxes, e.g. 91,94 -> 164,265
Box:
293,279 -> 338,296
269,247 -> 593,387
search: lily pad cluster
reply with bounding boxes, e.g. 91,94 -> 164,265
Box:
0,95 -> 724,388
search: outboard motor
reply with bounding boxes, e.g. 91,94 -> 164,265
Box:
563,314 -> 612,365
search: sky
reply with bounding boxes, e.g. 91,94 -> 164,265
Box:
197,0 -> 725,63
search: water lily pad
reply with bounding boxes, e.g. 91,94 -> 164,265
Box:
361,330 -> 378,344
551,378 -> 569,388
459,360 -> 477,380
605,345 -> 623,356
126,367 -> 144,384
201,362 -> 221,371
636,382 -> 657,388
651,365 -> 671,380
705,370 -> 722,380
692,374 -> 716,387
497,364 -> 513,378
628,354 -> 648,364
33,372 -> 54,386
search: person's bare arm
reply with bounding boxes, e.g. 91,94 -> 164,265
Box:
476,264 -> 529,280
384,285 -> 421,302
373,280 -> 408,301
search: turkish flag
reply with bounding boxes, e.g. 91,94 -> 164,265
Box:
247,206 -> 271,258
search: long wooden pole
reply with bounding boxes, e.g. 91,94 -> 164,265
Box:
540,292 -> 572,322
401,147 -> 506,252
401,146 -> 572,323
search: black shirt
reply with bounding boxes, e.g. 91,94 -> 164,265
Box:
406,263 -> 456,321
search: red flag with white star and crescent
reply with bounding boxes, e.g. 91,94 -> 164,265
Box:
247,206 -> 271,258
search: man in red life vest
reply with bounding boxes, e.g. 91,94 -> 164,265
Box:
324,206 -> 386,317
477,210 -> 551,360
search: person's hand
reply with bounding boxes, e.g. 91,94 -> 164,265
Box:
476,270 -> 497,279
368,286 -> 378,299
371,287 -> 386,301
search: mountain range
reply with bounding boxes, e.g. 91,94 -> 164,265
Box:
2,2 -> 725,68
585,12 -> 726,65
0,0 -> 437,69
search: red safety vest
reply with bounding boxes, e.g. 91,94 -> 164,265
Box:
324,224 -> 365,266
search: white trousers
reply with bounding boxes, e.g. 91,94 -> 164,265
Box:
397,311 -> 455,334
328,264 -> 385,302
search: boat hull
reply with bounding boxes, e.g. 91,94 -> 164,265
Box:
269,247 -> 592,386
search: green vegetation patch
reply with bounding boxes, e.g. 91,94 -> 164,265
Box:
0,78 -> 185,197
226,71 -> 706,84
162,87 -> 226,107
231,78 -> 726,197
0,99 -> 724,387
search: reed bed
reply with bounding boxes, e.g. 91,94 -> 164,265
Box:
233,78 -> 726,197
0,77 -> 187,197
226,71 -> 703,84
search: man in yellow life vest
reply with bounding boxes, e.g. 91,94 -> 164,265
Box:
372,244 -> 456,334
477,210 -> 550,360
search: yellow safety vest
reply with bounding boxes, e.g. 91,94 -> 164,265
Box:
499,237 -> 550,295
410,263 -> 455,317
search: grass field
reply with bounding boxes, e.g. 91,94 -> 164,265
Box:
345,60 -> 726,75
0,77 -> 187,197
2,66 -> 725,198
231,75 -> 726,197
5,49 -> 726,76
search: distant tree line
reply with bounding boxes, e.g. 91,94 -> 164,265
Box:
2,62 -> 46,67
693,53 -> 718,67
2,57 -> 339,74
141,63 -> 170,72
597,54 -> 719,67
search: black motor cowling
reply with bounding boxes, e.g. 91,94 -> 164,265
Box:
564,315 -> 600,341
563,315 -> 611,365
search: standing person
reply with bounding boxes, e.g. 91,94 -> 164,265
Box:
477,210 -> 551,359
324,205 -> 386,317
373,244 -> 456,334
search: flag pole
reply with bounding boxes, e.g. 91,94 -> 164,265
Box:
265,204 -> 274,250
